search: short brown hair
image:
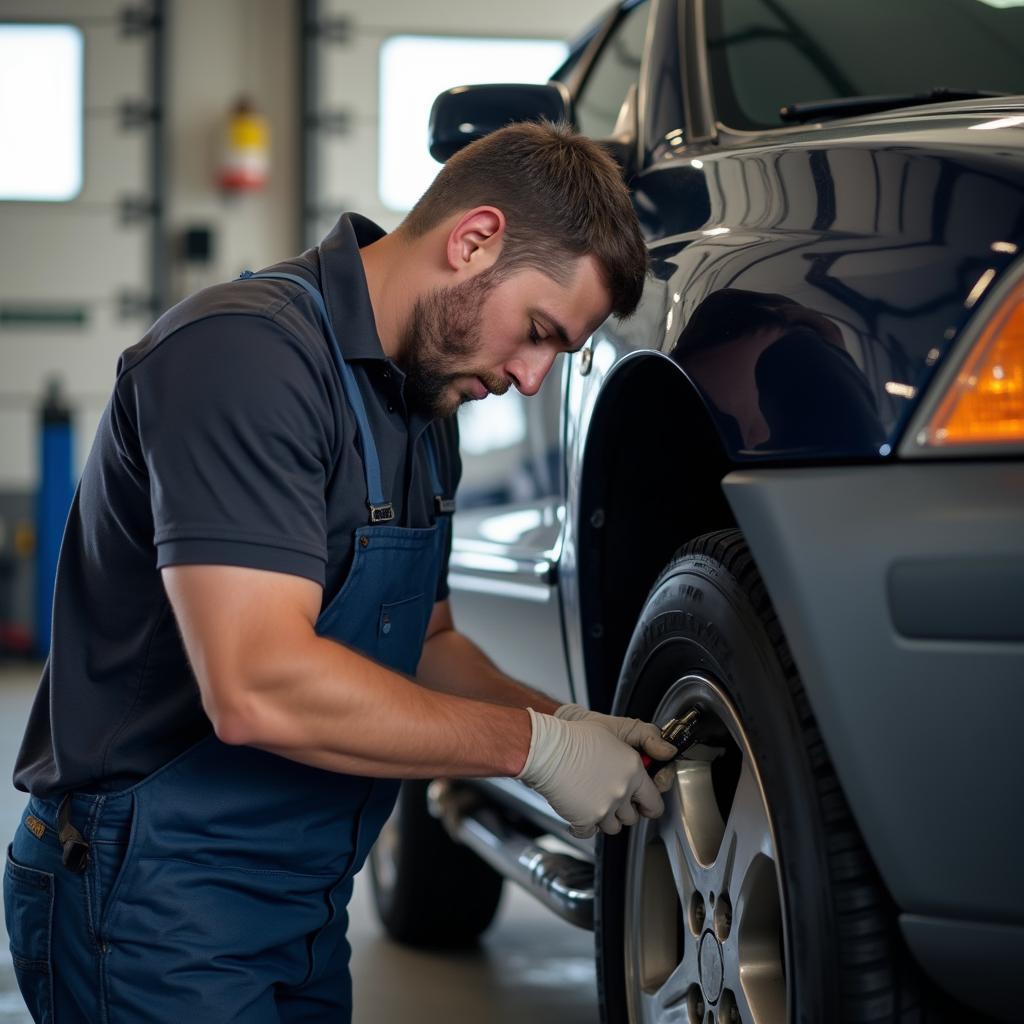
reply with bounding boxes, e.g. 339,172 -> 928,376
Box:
400,121 -> 648,318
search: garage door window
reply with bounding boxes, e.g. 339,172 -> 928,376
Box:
0,23 -> 83,201
378,35 -> 568,212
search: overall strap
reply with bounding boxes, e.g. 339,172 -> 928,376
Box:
422,428 -> 456,516
240,270 -> 394,524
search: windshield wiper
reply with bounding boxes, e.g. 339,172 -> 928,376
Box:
780,88 -> 1011,123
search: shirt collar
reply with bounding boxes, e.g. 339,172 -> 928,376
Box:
317,212 -> 389,363
315,212 -> 437,438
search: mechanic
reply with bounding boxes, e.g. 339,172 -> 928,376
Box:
4,122 -> 676,1022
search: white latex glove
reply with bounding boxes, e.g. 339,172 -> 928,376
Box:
555,703 -> 678,793
516,708 -> 665,838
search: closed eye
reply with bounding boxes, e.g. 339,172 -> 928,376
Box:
529,320 -> 547,344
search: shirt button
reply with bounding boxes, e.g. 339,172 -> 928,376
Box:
387,403 -> 395,413
382,368 -> 391,380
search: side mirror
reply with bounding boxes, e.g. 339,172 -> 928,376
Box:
428,82 -> 572,162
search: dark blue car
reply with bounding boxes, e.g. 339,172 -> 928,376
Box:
370,2 -> 1024,1021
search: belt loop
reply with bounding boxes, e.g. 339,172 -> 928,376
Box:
57,793 -> 90,873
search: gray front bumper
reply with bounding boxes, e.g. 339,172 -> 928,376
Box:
724,461 -> 1024,1018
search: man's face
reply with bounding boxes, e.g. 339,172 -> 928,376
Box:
401,254 -> 612,419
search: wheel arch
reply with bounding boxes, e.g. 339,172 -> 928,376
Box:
575,352 -> 737,713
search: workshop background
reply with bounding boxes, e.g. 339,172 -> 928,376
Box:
0,1 -> 605,1020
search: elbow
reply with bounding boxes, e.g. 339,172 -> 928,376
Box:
202,684 -> 271,748
210,705 -> 259,747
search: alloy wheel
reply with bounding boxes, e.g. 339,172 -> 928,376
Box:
625,674 -> 788,1024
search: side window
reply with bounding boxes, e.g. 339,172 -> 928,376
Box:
574,0 -> 650,139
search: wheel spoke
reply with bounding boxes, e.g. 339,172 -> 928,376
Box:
660,812 -> 699,909
719,760 -> 786,1024
660,758 -> 722,895
717,758 -> 774,899
640,957 -> 694,1023
722,969 -> 761,1024
724,945 -> 786,1024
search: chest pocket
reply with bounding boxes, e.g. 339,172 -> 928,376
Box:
378,594 -> 429,670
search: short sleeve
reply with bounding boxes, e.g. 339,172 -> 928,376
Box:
123,314 -> 337,585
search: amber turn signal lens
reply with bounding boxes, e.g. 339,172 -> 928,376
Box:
925,277 -> 1024,446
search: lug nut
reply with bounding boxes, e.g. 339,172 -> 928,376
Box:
714,893 -> 733,941
689,891 -> 706,934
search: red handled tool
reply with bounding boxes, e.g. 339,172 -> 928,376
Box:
641,708 -> 703,776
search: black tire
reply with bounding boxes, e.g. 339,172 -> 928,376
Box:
369,780 -> 504,947
596,529 -> 955,1023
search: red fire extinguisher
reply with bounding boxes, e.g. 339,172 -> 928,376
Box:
218,97 -> 269,192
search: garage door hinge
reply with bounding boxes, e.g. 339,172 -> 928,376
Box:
120,100 -> 160,131
120,6 -> 161,37
307,16 -> 351,44
306,110 -> 352,135
119,196 -> 160,224
118,290 -> 159,321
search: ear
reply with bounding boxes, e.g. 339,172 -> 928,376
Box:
445,206 -> 506,275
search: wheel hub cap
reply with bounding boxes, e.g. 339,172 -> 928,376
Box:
698,931 -> 724,1004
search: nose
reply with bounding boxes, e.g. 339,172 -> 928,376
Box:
507,348 -> 557,397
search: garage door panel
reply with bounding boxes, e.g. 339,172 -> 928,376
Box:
317,121 -> 381,208
84,23 -> 149,109
80,118 -> 150,203
0,214 -> 150,297
319,0 -> 601,37
0,397 -> 111,488
0,0 -> 123,17
0,409 -> 33,489
318,41 -> 379,114
1,332 -> 133,395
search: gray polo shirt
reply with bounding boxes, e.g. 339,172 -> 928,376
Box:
15,213 -> 461,798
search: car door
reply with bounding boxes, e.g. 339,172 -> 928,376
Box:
447,355 -> 573,702
447,0 -> 653,705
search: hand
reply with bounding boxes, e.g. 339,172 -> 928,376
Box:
516,708 -> 665,838
555,703 -> 678,789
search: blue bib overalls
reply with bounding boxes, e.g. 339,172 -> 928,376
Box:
4,272 -> 451,1022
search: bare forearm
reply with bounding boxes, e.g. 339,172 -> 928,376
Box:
416,627 -> 560,715
215,633 -> 531,779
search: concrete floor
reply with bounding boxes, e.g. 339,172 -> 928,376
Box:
0,664 -> 600,1023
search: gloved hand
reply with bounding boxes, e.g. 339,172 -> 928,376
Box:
555,703 -> 678,792
516,708 -> 665,838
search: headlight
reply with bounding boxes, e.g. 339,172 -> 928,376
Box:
901,268 -> 1024,456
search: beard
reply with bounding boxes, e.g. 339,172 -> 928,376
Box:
401,269 -> 510,419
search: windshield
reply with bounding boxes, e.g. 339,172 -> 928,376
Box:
708,0 -> 1024,130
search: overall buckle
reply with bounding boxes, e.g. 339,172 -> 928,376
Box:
434,496 -> 456,515
369,503 -> 395,524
